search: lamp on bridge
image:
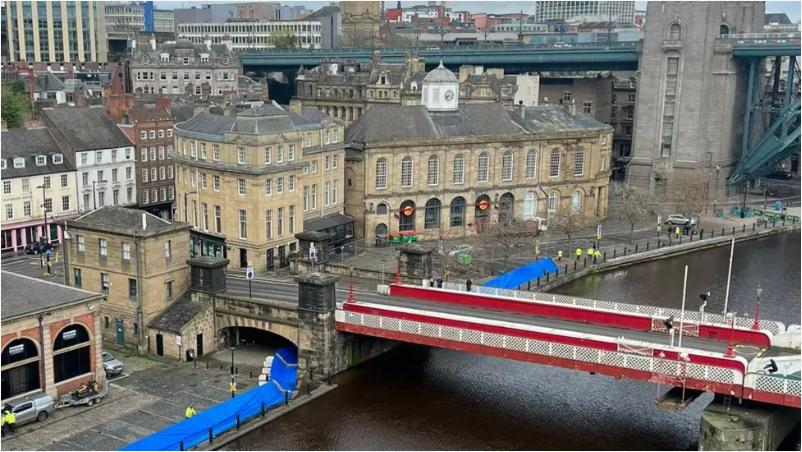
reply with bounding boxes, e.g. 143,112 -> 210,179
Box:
724,312 -> 736,358
752,286 -> 762,330
229,346 -> 236,399
347,266 -> 355,304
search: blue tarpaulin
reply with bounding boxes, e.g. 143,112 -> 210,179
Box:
120,348 -> 298,451
484,258 -> 558,289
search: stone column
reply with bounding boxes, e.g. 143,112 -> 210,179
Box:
296,273 -> 340,376
294,231 -> 332,273
398,243 -> 433,285
699,396 -> 800,451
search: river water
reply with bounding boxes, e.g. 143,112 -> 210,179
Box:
226,233 -> 801,451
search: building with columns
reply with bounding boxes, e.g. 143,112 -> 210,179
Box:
4,1 -> 108,62
344,63 -> 612,242
172,101 -> 347,272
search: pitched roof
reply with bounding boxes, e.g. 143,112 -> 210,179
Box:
147,292 -> 207,334
1,128 -> 75,178
1,271 -> 102,319
73,206 -> 175,232
304,213 -> 354,232
345,103 -> 527,143
123,107 -> 174,124
42,107 -> 134,151
512,105 -> 611,134
176,102 -> 336,137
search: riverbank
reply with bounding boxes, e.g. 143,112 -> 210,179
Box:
538,223 -> 800,292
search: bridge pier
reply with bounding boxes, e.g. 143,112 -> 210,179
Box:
296,273 -> 395,377
699,396 -> 800,451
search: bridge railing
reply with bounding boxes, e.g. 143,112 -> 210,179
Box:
434,282 -> 785,335
726,32 -> 801,44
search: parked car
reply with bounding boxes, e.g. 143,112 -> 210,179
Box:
2,393 -> 55,425
767,171 -> 793,180
24,241 -> 53,255
665,214 -> 698,227
448,245 -> 475,257
102,351 -> 124,377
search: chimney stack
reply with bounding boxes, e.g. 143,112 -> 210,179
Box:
150,36 -> 156,51
155,94 -> 173,116
142,212 -> 147,230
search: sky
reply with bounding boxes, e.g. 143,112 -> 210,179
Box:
159,1 -> 801,22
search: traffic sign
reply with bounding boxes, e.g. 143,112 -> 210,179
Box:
309,244 -> 317,260
246,266 -> 255,280
596,224 -> 602,239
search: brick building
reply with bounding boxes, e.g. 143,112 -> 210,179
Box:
63,207 -> 190,351
1,271 -> 105,402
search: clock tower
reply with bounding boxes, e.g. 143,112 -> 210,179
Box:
421,61 -> 459,112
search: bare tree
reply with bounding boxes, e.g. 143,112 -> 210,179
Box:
480,219 -> 537,271
549,203 -> 593,249
665,166 -> 709,217
609,182 -> 656,243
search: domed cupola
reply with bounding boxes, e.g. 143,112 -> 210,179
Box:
422,61 -> 459,111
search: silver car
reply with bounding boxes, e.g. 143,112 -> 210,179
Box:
3,393 -> 55,425
102,351 -> 124,377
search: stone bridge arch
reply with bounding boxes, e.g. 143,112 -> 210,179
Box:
215,313 -> 298,349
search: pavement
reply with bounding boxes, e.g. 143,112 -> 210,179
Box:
1,353 -> 261,451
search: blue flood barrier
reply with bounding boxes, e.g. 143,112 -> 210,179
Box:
120,347 -> 298,451
484,258 -> 558,289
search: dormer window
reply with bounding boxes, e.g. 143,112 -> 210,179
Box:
183,57 -> 190,65
36,156 -> 46,166
0,159 -> 6,169
200,54 -> 209,63
160,53 -> 169,63
13,158 -> 25,168
411,81 -> 418,91
52,154 -> 63,164
380,75 -> 387,84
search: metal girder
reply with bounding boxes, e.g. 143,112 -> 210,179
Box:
729,99 -> 800,185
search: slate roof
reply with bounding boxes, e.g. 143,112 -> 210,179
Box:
147,292 -> 206,334
423,62 -> 458,83
1,128 -> 75,178
765,13 -> 792,25
73,206 -> 175,232
512,106 -> 611,134
304,213 -> 354,232
345,103 -> 527,143
123,107 -> 173,123
42,107 -> 134,151
21,72 -> 62,93
1,271 -> 102,319
176,102 -> 335,137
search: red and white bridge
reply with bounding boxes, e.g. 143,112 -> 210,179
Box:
335,281 -> 801,409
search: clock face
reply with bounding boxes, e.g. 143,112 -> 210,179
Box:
444,90 -> 455,101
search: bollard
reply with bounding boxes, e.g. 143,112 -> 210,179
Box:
613,249 -> 617,258
603,252 -> 606,261
307,378 -> 312,395
635,244 -> 639,253
658,239 -> 661,248
564,264 -> 568,273
583,258 -> 587,267
235,367 -> 238,375
732,226 -> 735,235
765,220 -> 768,229
261,402 -> 265,417
527,281 -> 531,291
327,372 -> 332,385
753,223 -> 756,231
209,428 -> 213,444
574,261 -> 577,270
721,227 -> 725,236
700,229 -> 704,239
743,224 -> 746,232
772,219 -> 776,227
537,276 -> 541,286
237,414 -> 241,430
546,272 -> 550,282
285,390 -> 289,406
556,268 -> 560,277
194,360 -> 197,368
783,218 -> 786,226
679,234 -> 682,244
646,242 -> 650,251
711,229 -> 715,238
206,362 -> 209,370
250,370 -> 253,379
219,364 -> 223,371
180,441 -> 184,452
624,247 -> 628,256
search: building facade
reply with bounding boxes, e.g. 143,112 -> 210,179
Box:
629,1 -> 764,191
42,106 -> 136,212
1,128 -> 80,253
534,1 -> 635,23
5,1 -> 108,62
105,2 -> 173,36
172,102 -> 346,272
176,20 -> 323,50
129,39 -> 241,96
1,271 -> 105,402
235,2 -> 280,20
115,96 -> 177,219
173,4 -> 235,26
609,76 -> 637,179
64,207 -> 191,350
340,1 -> 382,47
344,64 -> 612,242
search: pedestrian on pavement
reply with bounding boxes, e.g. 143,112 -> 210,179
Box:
557,250 -> 563,261
1,410 -> 6,438
674,226 -> 680,239
466,278 -> 472,292
5,410 -> 16,434
429,279 -> 435,288
594,249 -> 601,264
436,278 -> 443,288
185,405 -> 197,419
586,245 -> 594,257
575,247 -> 582,261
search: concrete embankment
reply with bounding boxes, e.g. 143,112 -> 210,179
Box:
539,225 -> 800,292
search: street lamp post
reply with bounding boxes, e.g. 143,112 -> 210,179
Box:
724,312 -> 737,357
347,266 -> 355,303
229,346 -> 236,399
36,184 -> 47,268
752,285 -> 762,330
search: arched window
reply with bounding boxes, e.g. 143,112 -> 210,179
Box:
399,200 -> 416,232
53,324 -> 92,383
2,338 -> 40,399
478,152 -> 489,182
574,148 -> 585,176
427,155 -> 439,186
453,154 -> 464,184
719,24 -> 729,36
424,198 -> 441,229
376,203 -> 388,215
548,192 -> 559,217
501,151 -> 514,181
669,23 -> 682,40
401,157 -> 413,187
526,150 -> 538,179
499,192 -> 515,224
450,197 -> 466,227
572,191 -> 582,214
523,191 -> 537,220
550,149 -> 561,177
375,223 -> 388,237
375,157 -> 388,189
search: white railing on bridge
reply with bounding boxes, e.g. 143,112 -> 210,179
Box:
337,309 -> 741,386
725,32 -> 801,40
427,282 -> 785,335
750,374 -> 802,398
